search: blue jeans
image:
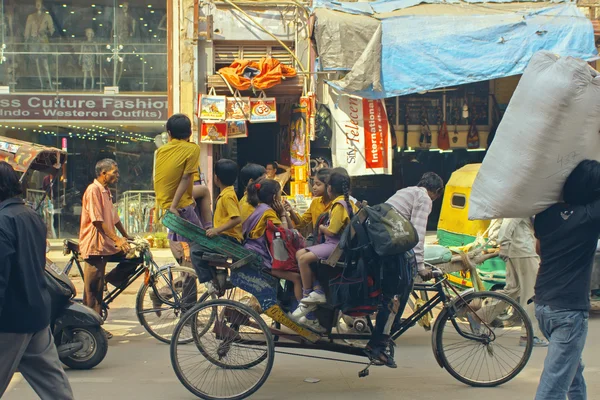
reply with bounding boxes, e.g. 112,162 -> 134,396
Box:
535,304 -> 589,400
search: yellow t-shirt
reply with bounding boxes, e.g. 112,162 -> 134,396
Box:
247,208 -> 281,239
294,196 -> 331,230
214,186 -> 243,242
239,193 -> 255,222
327,196 -> 359,235
154,139 -> 200,210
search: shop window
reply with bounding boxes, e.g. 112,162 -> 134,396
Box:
0,0 -> 167,93
214,41 -> 295,70
451,194 -> 467,209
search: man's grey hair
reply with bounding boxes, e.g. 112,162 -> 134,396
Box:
95,159 -> 118,177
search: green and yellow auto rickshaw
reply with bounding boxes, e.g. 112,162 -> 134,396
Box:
436,164 -> 506,291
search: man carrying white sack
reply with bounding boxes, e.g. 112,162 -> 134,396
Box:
533,160 -> 600,400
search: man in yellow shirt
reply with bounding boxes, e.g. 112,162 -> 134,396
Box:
154,114 -> 212,283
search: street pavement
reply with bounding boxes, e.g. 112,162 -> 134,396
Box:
5,257 -> 600,400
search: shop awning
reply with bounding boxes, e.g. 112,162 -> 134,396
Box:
313,1 -> 598,98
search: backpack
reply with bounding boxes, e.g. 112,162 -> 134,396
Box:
329,215 -> 382,316
361,203 -> 419,256
265,220 -> 305,272
330,209 -> 416,316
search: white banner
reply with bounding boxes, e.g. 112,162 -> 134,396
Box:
329,90 -> 392,176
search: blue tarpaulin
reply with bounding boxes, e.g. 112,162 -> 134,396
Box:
313,2 -> 597,98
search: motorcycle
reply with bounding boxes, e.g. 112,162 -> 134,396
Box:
45,255 -> 108,370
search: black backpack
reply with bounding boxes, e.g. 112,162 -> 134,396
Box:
329,211 -> 416,315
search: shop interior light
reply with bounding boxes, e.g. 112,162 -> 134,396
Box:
93,18 -> 96,21
62,4 -> 67,7
91,4 -> 96,7
467,148 -> 486,152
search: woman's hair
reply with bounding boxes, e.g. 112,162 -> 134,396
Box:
314,168 -> 332,184
0,161 -> 23,202
327,168 -> 353,218
239,163 -> 266,192
563,159 -> 600,206
246,178 -> 281,207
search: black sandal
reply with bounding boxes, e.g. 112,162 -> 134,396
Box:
364,344 -> 397,369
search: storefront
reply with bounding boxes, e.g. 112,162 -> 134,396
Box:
0,0 -> 169,238
196,2 -> 312,200
310,0 -> 597,228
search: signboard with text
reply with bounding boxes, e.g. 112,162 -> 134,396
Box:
0,94 -> 168,122
329,90 -> 392,176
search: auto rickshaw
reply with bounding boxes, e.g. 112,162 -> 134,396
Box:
0,136 -> 67,206
437,164 -> 506,291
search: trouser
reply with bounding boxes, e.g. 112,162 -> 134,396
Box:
0,326 -> 74,400
83,253 -> 141,315
477,256 -> 542,337
535,304 -> 588,400
370,258 -> 415,346
168,239 -> 199,306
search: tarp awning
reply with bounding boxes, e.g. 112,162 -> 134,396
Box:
313,1 -> 598,99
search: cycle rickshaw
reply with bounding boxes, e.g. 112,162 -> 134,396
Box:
163,211 -> 534,400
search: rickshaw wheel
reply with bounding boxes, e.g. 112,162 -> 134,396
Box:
433,291 -> 533,387
171,299 -> 274,400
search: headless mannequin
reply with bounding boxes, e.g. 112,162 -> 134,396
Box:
111,2 -> 135,85
24,0 -> 54,90
79,28 -> 99,90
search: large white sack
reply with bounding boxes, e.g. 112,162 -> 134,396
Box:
469,51 -> 600,220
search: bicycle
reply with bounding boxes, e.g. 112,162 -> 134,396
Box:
61,238 -> 205,344
171,265 -> 534,399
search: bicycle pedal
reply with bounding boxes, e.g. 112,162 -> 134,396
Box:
358,364 -> 371,378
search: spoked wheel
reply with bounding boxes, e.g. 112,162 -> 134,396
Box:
434,291 -> 533,387
136,266 -> 207,344
171,299 -> 274,400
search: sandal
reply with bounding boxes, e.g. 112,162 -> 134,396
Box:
364,344 -> 397,369
103,328 -> 113,340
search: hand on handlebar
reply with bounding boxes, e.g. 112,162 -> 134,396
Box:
115,237 -> 131,253
418,267 -> 443,281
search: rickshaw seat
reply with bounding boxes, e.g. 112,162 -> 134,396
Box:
66,240 -> 80,254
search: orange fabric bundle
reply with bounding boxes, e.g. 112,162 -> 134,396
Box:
218,57 -> 297,91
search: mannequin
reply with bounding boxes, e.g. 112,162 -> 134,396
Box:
79,28 -> 99,90
111,2 -> 135,85
24,0 -> 54,90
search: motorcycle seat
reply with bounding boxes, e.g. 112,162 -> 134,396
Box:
66,240 -> 80,254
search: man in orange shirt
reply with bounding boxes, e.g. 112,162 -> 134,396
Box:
79,159 -> 136,337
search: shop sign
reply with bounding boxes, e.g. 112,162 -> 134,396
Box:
0,94 -> 167,122
200,121 -> 228,144
250,97 -> 277,123
329,92 -> 392,176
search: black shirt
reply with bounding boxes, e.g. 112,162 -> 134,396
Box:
0,198 -> 51,333
534,199 -> 600,311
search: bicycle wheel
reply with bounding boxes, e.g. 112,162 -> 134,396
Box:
171,299 -> 274,400
433,291 -> 533,387
136,265 -> 207,344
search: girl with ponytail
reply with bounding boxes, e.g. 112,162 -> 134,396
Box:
242,178 -> 302,300
290,168 -> 357,332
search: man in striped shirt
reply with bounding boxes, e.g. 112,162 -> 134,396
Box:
386,172 -> 444,274
365,172 -> 444,368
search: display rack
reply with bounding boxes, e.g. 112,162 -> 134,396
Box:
117,190 -> 165,236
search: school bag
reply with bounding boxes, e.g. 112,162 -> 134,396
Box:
330,210 -> 416,316
265,220 -> 305,272
361,203 -> 419,256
